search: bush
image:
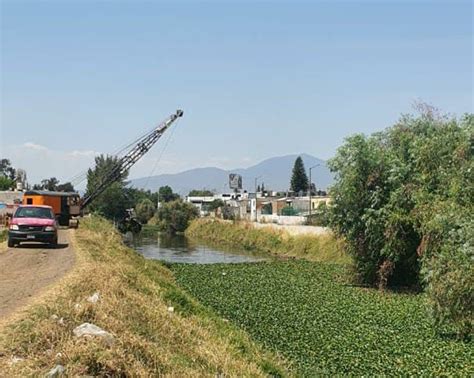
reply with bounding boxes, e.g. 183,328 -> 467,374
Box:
308,202 -> 331,226
135,198 -> 156,224
156,200 -> 199,234
328,109 -> 473,336
421,213 -> 473,338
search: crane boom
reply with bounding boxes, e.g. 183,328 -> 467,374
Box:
81,109 -> 183,210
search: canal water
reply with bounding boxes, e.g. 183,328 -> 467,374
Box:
130,233 -> 266,264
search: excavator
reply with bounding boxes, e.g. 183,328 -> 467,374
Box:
24,110 -> 183,230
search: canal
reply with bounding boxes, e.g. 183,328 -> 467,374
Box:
130,232 -> 266,264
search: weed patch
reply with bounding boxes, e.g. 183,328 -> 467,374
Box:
172,261 -> 473,376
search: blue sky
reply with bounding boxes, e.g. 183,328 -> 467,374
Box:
1,0 -> 472,186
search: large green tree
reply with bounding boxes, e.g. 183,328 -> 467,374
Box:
290,156 -> 309,194
158,185 -> 179,202
86,155 -> 131,221
0,159 -> 16,189
328,109 -> 473,336
0,176 -> 14,190
0,159 -> 16,180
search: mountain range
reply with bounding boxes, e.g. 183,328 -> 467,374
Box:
130,153 -> 333,195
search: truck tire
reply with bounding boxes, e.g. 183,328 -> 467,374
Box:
7,239 -> 15,248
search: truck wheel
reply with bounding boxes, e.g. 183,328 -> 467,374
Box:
7,239 -> 15,248
50,239 -> 58,249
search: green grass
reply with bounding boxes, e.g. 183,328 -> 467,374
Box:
172,260 -> 473,376
0,228 -> 7,243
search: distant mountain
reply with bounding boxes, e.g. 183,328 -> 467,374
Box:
130,153 -> 333,195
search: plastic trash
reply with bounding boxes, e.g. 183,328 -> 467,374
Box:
73,323 -> 114,345
46,364 -> 65,378
87,292 -> 100,304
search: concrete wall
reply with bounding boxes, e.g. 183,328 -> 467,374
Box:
0,191 -> 23,205
253,222 -> 331,236
258,214 -> 307,225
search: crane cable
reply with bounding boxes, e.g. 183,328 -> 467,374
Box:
65,117 -> 170,188
142,117 -> 181,189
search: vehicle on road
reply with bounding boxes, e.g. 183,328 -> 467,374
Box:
8,205 -> 58,248
22,190 -> 80,226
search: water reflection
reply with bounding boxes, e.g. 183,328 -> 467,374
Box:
130,233 -> 266,264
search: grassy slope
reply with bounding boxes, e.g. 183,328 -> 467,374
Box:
0,217 -> 286,376
186,219 -> 350,264
172,261 -> 474,376
0,228 -> 6,243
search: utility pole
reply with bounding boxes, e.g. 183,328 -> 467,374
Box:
254,175 -> 262,222
308,164 -> 321,222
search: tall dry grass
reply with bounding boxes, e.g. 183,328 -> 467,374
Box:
0,217 -> 287,376
186,219 -> 350,265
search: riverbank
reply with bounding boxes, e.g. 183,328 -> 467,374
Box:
186,219 -> 350,264
0,217 -> 286,376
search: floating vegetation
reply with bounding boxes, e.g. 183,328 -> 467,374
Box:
172,260 -> 473,376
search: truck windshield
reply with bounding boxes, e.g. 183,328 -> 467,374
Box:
14,207 -> 54,219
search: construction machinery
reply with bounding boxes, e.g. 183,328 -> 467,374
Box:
22,190 -> 81,226
42,109 -> 183,228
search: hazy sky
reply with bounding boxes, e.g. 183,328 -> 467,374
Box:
1,0 -> 472,187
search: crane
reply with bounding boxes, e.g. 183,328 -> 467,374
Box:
80,109 -> 183,211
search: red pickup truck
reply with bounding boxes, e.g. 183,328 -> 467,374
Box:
8,205 -> 58,248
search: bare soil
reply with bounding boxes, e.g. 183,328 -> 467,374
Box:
0,229 -> 75,319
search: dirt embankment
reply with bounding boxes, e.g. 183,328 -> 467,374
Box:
0,217 -> 284,376
0,229 -> 75,321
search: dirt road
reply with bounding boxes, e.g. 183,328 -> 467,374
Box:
0,229 -> 75,319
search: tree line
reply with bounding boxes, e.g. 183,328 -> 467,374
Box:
85,155 -> 198,234
0,159 -> 76,192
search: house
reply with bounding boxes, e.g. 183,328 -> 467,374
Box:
0,191 -> 24,226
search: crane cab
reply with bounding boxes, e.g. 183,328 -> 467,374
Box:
22,191 -> 81,226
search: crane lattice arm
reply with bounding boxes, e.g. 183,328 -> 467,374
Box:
81,109 -> 183,210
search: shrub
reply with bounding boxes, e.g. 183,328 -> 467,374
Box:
135,198 -> 156,224
156,200 -> 199,234
328,109 -> 473,336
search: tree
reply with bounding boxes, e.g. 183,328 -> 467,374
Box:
188,189 -> 214,197
328,109 -> 473,336
32,178 -> 74,192
290,156 -> 309,194
0,176 -> 14,190
208,199 -> 224,212
156,199 -> 199,234
135,198 -> 156,224
257,184 -> 261,192
86,155 -> 131,220
40,177 -> 60,191
0,159 -> 16,180
158,185 -> 179,203
57,182 -> 75,192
